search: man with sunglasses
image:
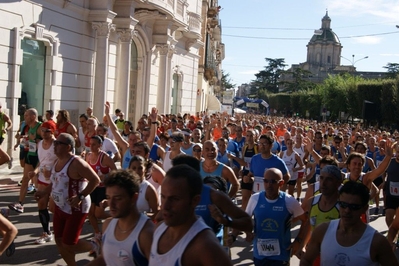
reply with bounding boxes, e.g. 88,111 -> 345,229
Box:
301,165 -> 342,266
35,133 -> 101,265
243,168 -> 308,265
301,181 -> 398,266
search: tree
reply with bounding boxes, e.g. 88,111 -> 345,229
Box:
221,70 -> 236,91
383,63 -> 399,79
252,58 -> 287,94
281,67 -> 315,92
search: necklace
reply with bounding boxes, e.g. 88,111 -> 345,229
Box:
203,161 -> 217,171
116,220 -> 138,234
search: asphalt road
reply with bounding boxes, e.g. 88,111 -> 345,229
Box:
0,162 -> 398,265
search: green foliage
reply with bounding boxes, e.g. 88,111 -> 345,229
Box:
383,63 -> 399,79
265,74 -> 398,125
252,58 -> 287,93
381,81 -> 397,124
282,68 -> 316,92
221,70 -> 236,90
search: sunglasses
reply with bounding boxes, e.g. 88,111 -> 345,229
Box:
54,140 -> 69,146
337,201 -> 363,211
263,179 -> 280,184
193,149 -> 202,152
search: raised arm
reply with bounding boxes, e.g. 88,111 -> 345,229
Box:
147,107 -> 158,149
104,102 -> 129,152
364,142 -> 394,185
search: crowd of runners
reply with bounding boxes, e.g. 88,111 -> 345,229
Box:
1,101 -> 399,265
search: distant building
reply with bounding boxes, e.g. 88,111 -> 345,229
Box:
281,11 -> 386,90
236,83 -> 252,98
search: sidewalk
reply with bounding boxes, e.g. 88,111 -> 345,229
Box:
0,149 -> 24,182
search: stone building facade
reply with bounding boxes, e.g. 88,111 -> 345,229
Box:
0,0 -> 223,153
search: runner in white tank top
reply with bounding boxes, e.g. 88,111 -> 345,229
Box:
102,214 -> 149,266
149,165 -> 232,266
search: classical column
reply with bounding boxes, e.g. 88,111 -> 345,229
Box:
92,22 -> 115,117
115,29 -> 134,115
156,44 -> 174,114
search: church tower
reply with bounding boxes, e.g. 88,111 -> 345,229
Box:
306,11 -> 342,72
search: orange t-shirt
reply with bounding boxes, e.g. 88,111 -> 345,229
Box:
213,127 -> 222,141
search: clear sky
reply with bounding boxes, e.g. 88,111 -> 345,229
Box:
218,0 -> 399,87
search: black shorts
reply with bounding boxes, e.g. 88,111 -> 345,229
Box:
287,180 -> 296,186
240,180 -> 254,191
307,175 -> 316,184
385,194 -> 399,210
19,148 -> 27,161
373,176 -> 383,187
0,136 -> 4,145
90,186 -> 106,207
25,154 -> 39,168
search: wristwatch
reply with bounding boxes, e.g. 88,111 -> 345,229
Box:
223,214 -> 233,227
78,193 -> 85,201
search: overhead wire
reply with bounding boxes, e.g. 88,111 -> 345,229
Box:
222,31 -> 399,40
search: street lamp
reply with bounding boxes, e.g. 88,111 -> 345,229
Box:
340,54 -> 369,66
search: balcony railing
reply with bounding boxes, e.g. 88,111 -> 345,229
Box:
186,12 -> 202,38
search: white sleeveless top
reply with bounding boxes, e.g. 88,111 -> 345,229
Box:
149,218 -> 209,266
137,180 -> 153,213
50,156 -> 90,214
320,219 -> 378,266
37,140 -> 57,184
162,151 -> 174,172
281,150 -> 298,180
293,145 -> 305,173
102,214 -> 149,266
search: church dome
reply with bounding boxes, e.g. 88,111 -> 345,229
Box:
309,29 -> 340,43
309,11 -> 340,44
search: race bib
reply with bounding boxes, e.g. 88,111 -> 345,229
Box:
253,176 -> 264,193
51,191 -> 65,207
390,181 -> 399,196
29,141 -> 37,153
257,238 -> 280,256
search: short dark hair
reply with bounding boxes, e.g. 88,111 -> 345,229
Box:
321,145 -> 331,153
90,135 -> 103,144
97,123 -> 108,132
172,154 -> 200,172
334,135 -> 343,142
319,155 -> 338,166
354,141 -> 367,151
79,113 -> 88,120
204,176 -> 227,194
104,169 -> 140,197
346,152 -> 365,166
128,155 -> 147,169
166,165 -> 203,199
259,134 -> 274,144
46,110 -> 54,117
133,141 -> 150,155
339,181 -> 369,207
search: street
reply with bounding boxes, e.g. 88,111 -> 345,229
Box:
1,162 -> 398,265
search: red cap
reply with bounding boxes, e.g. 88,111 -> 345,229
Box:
41,121 -> 56,133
